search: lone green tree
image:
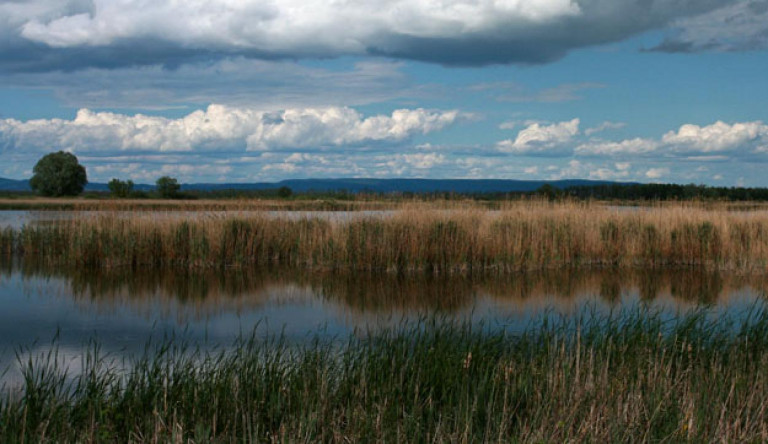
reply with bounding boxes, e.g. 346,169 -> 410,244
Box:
108,178 -> 134,198
156,176 -> 181,199
277,186 -> 293,198
29,151 -> 88,197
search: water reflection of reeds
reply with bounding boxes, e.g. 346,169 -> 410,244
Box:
4,264 -> 766,321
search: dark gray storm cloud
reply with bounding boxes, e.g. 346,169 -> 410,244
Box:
0,58 -> 413,110
0,0 -> 746,71
649,0 -> 768,52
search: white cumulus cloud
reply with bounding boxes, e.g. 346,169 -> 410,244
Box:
563,120 -> 768,159
497,118 -> 580,155
575,138 -> 659,156
0,105 -> 463,154
661,120 -> 768,153
645,167 -> 670,179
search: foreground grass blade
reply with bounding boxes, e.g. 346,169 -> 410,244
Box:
3,307 -> 768,442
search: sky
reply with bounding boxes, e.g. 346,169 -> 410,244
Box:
1,0 -> 768,186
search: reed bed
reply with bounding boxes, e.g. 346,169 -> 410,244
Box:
2,201 -> 768,272
3,308 -> 768,442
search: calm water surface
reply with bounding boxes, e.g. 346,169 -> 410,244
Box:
0,210 -> 395,229
5,206 -> 768,230
1,265 -> 766,387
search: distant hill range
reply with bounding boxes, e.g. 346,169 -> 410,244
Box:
0,177 -> 33,192
0,177 -> 629,194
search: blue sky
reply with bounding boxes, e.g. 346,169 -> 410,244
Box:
1,0 -> 768,186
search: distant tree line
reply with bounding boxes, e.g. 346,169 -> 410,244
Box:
20,151 -> 768,202
562,183 -> 768,201
184,184 -> 768,202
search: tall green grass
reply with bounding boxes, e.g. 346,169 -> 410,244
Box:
4,309 -> 768,442
2,202 -> 768,272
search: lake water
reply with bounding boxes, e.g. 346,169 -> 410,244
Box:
1,264 -> 765,388
0,210 -> 397,230
0,209 -> 397,230
5,206 -> 768,230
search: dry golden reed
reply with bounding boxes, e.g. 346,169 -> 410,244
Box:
3,201 -> 768,272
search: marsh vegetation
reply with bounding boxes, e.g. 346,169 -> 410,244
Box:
4,310 -> 768,442
3,201 -> 768,441
2,201 -> 768,272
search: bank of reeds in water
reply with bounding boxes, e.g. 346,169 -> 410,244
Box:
2,201 -> 768,272
4,308 -> 768,442
0,197 -> 401,212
